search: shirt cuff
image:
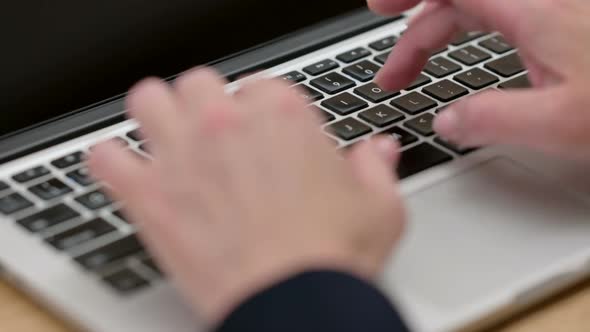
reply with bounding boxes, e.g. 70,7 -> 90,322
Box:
215,270 -> 410,332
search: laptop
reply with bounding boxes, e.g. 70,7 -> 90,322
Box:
2,1 -> 590,331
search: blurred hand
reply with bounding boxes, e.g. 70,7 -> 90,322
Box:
89,69 -> 405,326
368,0 -> 590,160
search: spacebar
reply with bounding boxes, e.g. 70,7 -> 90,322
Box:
397,143 -> 453,179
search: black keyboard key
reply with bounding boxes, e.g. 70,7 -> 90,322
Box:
112,209 -> 130,224
422,80 -> 469,102
391,92 -> 437,115
328,118 -> 372,141
0,193 -> 34,215
382,127 -> 418,147
336,47 -> 371,63
354,83 -> 400,103
321,93 -> 368,116
12,166 -> 50,183
310,73 -> 355,95
75,235 -> 143,270
17,204 -> 80,232
0,181 -> 9,192
103,268 -> 149,294
311,106 -> 335,123
405,113 -> 435,136
479,35 -> 513,54
499,74 -> 531,89
369,36 -> 397,51
46,218 -> 117,250
126,130 -> 144,142
432,46 -> 448,55
435,137 -> 477,155
303,59 -> 339,76
397,143 -> 453,179
484,53 -> 525,77
448,46 -> 492,66
75,189 -> 113,210
424,57 -> 462,78
451,31 -> 487,46
51,151 -> 85,169
343,60 -> 381,82
405,74 -> 432,90
359,105 -> 405,128
454,68 -> 499,90
295,84 -> 324,102
374,51 -> 390,65
29,179 -> 73,201
279,71 -> 306,85
66,167 -> 95,187
141,257 -> 163,276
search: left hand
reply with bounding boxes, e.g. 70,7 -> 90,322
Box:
88,68 -> 406,326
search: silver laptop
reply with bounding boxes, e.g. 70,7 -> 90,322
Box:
1,2 -> 590,332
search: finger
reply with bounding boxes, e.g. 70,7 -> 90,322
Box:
235,78 -> 301,114
433,87 -> 572,152
372,135 -> 401,167
347,137 -> 400,197
87,140 -> 153,208
234,78 -> 314,159
174,67 -> 230,113
407,0 -> 444,26
126,78 -> 182,152
231,79 -> 317,187
375,4 -> 458,91
367,0 -> 422,15
88,141 -> 193,272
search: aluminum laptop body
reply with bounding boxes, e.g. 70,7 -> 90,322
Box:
1,3 -> 590,332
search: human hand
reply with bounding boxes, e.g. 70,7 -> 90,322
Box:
368,0 -> 590,160
88,69 -> 405,326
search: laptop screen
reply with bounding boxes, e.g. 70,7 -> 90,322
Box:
1,0 -> 364,139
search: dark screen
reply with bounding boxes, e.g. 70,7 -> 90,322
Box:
0,0 -> 364,138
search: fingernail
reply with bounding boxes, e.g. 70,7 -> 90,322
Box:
434,108 -> 460,141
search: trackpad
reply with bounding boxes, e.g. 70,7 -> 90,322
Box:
386,158 -> 590,312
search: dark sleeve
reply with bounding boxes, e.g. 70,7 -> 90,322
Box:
215,271 -> 410,332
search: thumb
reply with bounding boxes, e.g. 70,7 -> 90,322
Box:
433,87 -> 574,153
347,137 -> 400,195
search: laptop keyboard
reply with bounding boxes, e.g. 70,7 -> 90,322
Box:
0,30 -> 526,296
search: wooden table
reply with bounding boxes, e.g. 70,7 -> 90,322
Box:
1,278 -> 589,332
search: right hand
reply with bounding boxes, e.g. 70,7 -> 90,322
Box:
368,0 -> 590,160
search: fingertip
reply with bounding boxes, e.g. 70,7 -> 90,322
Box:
374,65 -> 402,92
128,77 -> 167,102
87,141 -> 119,185
372,135 -> 400,165
374,45 -> 426,92
126,77 -> 168,117
433,107 -> 460,142
174,66 -> 226,92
